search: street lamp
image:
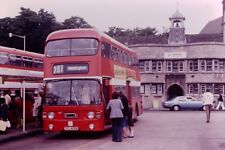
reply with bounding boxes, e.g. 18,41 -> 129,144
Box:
9,33 -> 26,51
9,32 -> 26,132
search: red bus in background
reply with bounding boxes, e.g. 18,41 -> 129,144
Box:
0,46 -> 44,125
43,28 -> 143,132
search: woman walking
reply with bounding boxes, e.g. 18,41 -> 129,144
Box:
127,106 -> 134,138
107,92 -> 124,142
216,94 -> 225,110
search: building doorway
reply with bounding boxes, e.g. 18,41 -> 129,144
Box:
167,84 -> 184,100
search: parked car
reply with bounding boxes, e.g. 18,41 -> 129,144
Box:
162,96 -> 205,111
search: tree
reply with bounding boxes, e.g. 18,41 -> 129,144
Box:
0,17 -> 15,46
0,7 -> 61,53
105,26 -> 158,37
106,27 -> 126,37
62,16 -> 92,29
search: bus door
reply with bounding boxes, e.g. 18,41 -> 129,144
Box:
102,78 -> 111,125
126,80 -> 132,105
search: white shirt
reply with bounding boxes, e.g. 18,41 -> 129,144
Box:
4,94 -> 11,105
107,99 -> 124,118
202,92 -> 214,105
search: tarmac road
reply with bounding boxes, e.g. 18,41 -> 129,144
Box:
1,110 -> 225,150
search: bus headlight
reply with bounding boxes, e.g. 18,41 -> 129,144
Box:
87,111 -> 95,119
48,112 -> 55,119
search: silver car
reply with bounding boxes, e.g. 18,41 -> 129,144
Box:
162,96 -> 205,111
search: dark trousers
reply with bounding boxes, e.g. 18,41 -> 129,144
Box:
205,104 -> 212,122
111,118 -> 122,142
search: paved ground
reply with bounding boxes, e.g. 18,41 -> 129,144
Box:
1,110 -> 225,150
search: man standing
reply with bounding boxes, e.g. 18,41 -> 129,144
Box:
202,89 -> 214,123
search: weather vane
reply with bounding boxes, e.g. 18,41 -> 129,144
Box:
176,2 -> 180,11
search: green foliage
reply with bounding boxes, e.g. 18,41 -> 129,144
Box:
0,7 -> 158,53
62,16 -> 92,29
105,26 -> 158,37
0,7 -> 92,54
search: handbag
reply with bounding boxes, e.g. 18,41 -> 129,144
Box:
6,120 -> 11,128
0,120 -> 6,131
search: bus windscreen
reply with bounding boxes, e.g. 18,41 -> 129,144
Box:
45,79 -> 101,106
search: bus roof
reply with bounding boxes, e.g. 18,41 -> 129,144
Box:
46,28 -> 134,53
0,46 -> 44,58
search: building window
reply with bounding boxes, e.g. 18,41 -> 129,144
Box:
189,84 -> 198,94
152,61 -> 157,72
214,60 -> 219,72
172,61 -> 179,72
200,84 -> 206,94
179,61 -> 184,72
150,84 -> 163,95
206,60 -> 213,71
200,60 -> 206,72
139,61 -> 145,72
150,84 -> 157,94
157,61 -> 162,72
219,60 -> 224,72
206,84 -> 213,93
140,84 -> 145,94
145,61 -> 150,72
214,84 -> 224,94
151,60 -> 162,72
189,60 -> 198,72
167,61 -> 172,72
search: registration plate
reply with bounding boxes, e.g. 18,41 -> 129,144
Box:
64,126 -> 79,131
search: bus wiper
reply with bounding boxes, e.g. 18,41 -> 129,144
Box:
72,86 -> 79,105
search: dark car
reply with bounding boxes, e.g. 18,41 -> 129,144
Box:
162,96 -> 205,111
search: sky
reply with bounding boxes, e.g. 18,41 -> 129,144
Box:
0,0 -> 222,34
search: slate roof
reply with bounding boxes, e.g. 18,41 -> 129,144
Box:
199,17 -> 223,34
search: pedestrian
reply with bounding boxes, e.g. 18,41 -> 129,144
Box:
33,91 -> 42,127
107,91 -> 124,142
119,92 -> 129,138
127,106 -> 134,138
202,89 -> 214,123
0,96 -> 9,132
4,90 -> 11,107
38,90 -> 44,127
14,90 -> 23,128
216,94 -> 225,110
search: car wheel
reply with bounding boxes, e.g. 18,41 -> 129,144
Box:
173,105 -> 180,111
202,106 -> 206,111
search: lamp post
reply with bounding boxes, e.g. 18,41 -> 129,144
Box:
9,33 -> 26,51
9,33 -> 26,132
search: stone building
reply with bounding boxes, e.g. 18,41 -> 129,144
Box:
129,2 -> 225,109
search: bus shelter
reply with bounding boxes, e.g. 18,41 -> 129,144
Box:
0,70 -> 43,132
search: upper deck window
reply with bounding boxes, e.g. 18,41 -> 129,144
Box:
23,56 -> 33,68
46,38 -> 98,57
0,53 -> 9,65
34,58 -> 43,69
9,54 -> 22,66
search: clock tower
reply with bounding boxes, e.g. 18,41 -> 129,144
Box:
168,10 -> 186,44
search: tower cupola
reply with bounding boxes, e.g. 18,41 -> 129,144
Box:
168,10 -> 186,44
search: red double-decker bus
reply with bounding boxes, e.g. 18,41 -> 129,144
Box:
43,28 -> 143,132
0,46 -> 43,127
